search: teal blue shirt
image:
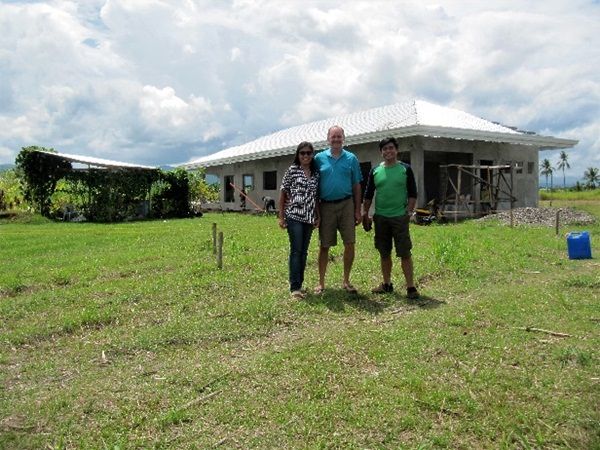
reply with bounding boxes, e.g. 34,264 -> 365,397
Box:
314,148 -> 362,201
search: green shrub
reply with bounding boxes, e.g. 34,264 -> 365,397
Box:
0,169 -> 24,209
15,146 -> 71,216
149,168 -> 192,218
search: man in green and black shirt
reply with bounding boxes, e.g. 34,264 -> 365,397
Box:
362,137 -> 419,299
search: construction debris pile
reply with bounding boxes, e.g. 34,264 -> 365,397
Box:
478,207 -> 596,227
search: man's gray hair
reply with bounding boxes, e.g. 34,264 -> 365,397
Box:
327,125 -> 345,138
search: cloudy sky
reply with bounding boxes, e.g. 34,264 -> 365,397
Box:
1,0 -> 599,181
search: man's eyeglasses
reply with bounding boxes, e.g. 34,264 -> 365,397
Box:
299,151 -> 313,156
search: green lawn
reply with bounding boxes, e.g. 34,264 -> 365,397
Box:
1,204 -> 599,449
540,188 -> 600,202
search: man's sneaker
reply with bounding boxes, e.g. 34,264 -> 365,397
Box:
406,286 -> 420,299
372,283 -> 393,294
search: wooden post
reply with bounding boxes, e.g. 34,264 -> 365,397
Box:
555,210 -> 560,236
87,163 -> 92,216
212,223 -> 217,254
217,232 -> 224,269
509,164 -> 513,227
455,168 -> 461,223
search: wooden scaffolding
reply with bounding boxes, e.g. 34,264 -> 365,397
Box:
439,163 -> 517,222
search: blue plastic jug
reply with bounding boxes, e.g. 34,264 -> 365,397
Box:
566,231 -> 592,260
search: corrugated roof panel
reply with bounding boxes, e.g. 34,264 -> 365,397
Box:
39,151 -> 157,170
182,100 -> 575,168
414,100 -> 518,133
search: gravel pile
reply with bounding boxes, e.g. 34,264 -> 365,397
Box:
478,207 -> 596,227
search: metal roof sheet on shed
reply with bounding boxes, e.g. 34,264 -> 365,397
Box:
37,150 -> 157,170
182,100 -> 577,169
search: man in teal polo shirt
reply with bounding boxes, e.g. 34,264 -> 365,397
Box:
314,125 -> 363,294
362,136 -> 419,299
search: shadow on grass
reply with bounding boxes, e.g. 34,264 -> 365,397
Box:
304,289 -> 386,314
403,294 -> 446,309
303,291 -> 445,314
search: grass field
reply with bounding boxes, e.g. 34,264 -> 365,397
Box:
540,188 -> 600,202
1,202 -> 599,449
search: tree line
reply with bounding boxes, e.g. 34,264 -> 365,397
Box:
540,151 -> 599,190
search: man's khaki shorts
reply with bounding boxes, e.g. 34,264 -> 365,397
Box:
373,214 -> 412,258
319,198 -> 355,248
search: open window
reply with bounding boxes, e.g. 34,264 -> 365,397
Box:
359,162 -> 372,197
263,171 -> 277,190
224,175 -> 234,203
514,161 -> 524,174
243,174 -> 254,192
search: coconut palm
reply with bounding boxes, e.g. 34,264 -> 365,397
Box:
583,167 -> 600,189
540,158 -> 554,189
556,151 -> 570,188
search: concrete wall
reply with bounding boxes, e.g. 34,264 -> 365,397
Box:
205,157 -> 293,210
203,137 -> 540,211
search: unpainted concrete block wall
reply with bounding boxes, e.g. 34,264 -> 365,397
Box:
204,137 -> 540,211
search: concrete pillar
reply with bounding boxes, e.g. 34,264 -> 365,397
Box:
411,145 -> 426,207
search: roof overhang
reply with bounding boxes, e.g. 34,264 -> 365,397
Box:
183,125 -> 578,169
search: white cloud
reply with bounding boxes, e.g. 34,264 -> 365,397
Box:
0,0 -> 598,180
230,47 -> 241,62
0,146 -> 13,159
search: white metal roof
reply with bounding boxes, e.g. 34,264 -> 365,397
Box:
182,100 -> 578,169
37,150 -> 157,170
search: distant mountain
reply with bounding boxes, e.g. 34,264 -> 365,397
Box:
539,174 -> 583,188
0,163 -> 14,172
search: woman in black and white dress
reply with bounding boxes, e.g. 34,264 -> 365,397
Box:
278,142 -> 320,299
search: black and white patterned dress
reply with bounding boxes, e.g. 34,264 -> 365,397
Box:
280,165 -> 319,224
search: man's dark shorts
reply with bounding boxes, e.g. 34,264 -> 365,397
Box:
373,214 -> 412,258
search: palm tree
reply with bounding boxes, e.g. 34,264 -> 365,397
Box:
556,151 -> 570,188
540,158 -> 553,189
583,167 -> 600,189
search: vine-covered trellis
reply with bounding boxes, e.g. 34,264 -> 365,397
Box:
15,147 -> 196,222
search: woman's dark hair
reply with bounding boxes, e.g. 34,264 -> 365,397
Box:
293,141 -> 317,175
378,136 -> 399,150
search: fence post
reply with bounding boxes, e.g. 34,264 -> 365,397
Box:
217,232 -> 224,269
555,210 -> 560,236
510,164 -> 514,228
212,223 -> 217,255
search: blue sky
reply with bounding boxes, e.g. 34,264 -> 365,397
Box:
0,0 -> 598,182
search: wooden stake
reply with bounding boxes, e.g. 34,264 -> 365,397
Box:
212,223 -> 217,254
229,182 -> 264,212
555,210 -> 560,236
510,163 -> 514,228
217,231 -> 224,269
214,438 -> 228,447
455,168 -> 461,223
515,327 -> 572,338
181,390 -> 221,410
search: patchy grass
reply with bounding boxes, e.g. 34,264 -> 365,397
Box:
1,205 -> 599,448
540,188 -> 600,201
